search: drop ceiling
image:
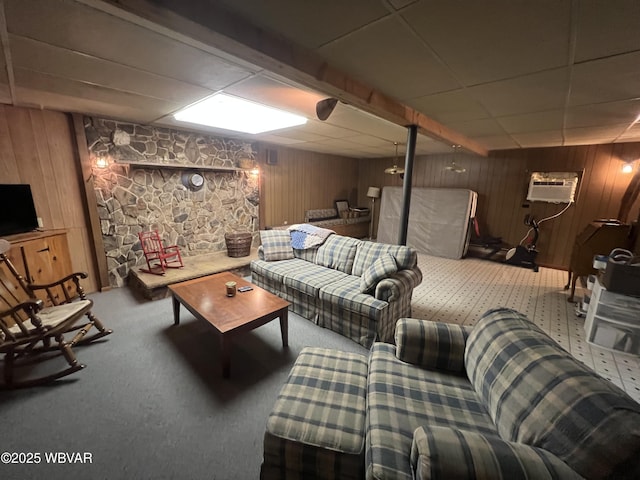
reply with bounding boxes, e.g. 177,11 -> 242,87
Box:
1,0 -> 640,158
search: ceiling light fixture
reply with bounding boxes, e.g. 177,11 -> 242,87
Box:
384,142 -> 405,175
445,144 -> 466,173
174,93 -> 307,134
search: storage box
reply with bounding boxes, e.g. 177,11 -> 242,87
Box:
602,260 -> 640,297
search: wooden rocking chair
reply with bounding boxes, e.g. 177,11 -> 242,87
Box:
138,230 -> 184,275
0,239 -> 112,388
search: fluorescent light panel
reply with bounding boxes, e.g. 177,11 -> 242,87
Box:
174,93 -> 307,134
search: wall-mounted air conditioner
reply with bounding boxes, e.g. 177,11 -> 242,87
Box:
526,172 -> 579,204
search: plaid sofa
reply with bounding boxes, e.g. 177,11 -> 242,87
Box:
263,308 -> 640,479
251,233 -> 422,348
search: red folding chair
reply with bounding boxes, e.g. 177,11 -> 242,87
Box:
138,230 -> 184,275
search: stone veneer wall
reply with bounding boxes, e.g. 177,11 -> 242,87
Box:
85,117 -> 259,287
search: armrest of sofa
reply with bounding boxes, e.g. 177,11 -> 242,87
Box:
411,426 -> 583,480
395,319 -> 471,372
374,267 -> 422,303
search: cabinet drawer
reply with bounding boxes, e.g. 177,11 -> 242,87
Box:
587,317 -> 640,355
598,288 -> 640,310
594,303 -> 640,324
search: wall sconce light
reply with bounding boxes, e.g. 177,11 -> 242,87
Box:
250,167 -> 260,176
622,162 -> 634,174
95,155 -> 109,169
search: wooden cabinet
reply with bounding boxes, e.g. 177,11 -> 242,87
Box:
3,230 -> 75,304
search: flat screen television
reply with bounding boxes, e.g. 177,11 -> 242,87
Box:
0,184 -> 39,236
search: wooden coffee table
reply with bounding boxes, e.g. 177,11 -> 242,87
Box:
168,271 -> 290,378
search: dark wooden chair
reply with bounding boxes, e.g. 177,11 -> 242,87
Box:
565,221 -> 632,301
0,239 -> 112,388
138,230 -> 184,275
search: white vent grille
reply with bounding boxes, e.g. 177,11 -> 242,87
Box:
527,172 -> 579,203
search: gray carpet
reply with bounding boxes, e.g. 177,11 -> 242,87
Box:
1,287 -> 368,480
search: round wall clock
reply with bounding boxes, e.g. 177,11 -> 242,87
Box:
189,173 -> 204,188
182,171 -> 205,191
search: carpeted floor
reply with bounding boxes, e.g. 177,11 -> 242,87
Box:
1,285 -> 367,480
2,254 -> 639,480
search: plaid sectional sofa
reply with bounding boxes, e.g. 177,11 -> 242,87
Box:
251,232 -> 422,348
262,308 -> 640,479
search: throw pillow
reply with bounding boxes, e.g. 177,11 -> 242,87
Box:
360,253 -> 397,294
260,230 -> 294,261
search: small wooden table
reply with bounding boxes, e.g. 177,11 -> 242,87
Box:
168,272 -> 290,378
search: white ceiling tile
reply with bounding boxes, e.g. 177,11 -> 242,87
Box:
6,0 -> 255,91
477,135 -> 520,151
326,106 -> 410,142
224,74 -> 326,118
565,100 -> 640,129
318,16 -> 458,100
570,52 -> 640,106
14,68 -> 181,120
388,0 -> 420,10
302,120 -> 363,138
402,0 -> 570,85
407,89 -> 489,123
468,68 -> 569,117
446,118 -> 506,137
251,133 -> 304,145
14,84 -> 164,124
574,1 -> 640,62
259,128 -> 329,143
510,130 -> 564,148
616,123 -> 640,141
210,0 -> 390,49
10,34 -> 213,105
496,110 -> 565,134
563,124 -> 629,144
344,135 -> 396,148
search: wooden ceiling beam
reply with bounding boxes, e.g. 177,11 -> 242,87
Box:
96,0 -> 488,156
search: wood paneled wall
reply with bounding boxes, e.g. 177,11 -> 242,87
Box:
258,144 -> 360,228
0,105 -> 98,292
3,103 -> 639,283
359,143 -> 640,269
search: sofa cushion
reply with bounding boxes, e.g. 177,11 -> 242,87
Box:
411,426 -> 582,480
293,246 -> 318,263
319,276 -> 388,320
465,307 -> 640,480
315,235 -> 361,274
359,253 -> 397,294
395,319 -> 472,373
259,230 -> 294,261
284,263 -> 349,297
352,242 -> 417,277
367,343 -> 497,480
250,258 -> 308,284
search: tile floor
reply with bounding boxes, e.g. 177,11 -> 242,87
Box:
412,254 -> 640,403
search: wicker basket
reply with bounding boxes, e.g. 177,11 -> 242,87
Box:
225,232 -> 252,257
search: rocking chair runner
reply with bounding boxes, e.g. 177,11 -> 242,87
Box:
0,239 -> 112,388
138,230 -> 184,275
